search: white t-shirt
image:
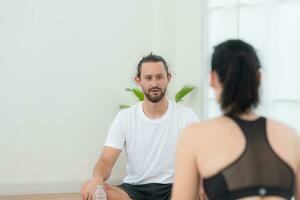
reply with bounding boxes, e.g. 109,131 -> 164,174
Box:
104,100 -> 199,184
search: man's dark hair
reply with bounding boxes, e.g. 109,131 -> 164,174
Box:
212,39 -> 261,115
136,53 -> 169,77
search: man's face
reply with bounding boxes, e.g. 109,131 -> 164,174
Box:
136,62 -> 171,103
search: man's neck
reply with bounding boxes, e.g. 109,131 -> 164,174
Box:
142,97 -> 169,119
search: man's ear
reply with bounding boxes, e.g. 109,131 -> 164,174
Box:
167,73 -> 172,81
135,76 -> 141,85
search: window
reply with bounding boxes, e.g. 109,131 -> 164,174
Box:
203,0 -> 300,133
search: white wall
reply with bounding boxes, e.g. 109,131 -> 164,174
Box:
151,0 -> 203,116
0,0 -> 203,195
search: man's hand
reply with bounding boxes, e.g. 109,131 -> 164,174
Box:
80,177 -> 103,200
81,147 -> 122,200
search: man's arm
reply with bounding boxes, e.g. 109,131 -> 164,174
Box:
81,111 -> 126,200
92,111 -> 126,183
81,146 -> 121,200
93,146 -> 122,182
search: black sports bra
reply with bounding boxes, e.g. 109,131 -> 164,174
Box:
203,115 -> 295,200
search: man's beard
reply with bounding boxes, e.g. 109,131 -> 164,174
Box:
143,87 -> 167,103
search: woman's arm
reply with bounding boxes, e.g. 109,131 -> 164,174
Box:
172,127 -> 200,200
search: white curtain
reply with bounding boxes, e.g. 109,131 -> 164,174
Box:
205,0 -> 300,133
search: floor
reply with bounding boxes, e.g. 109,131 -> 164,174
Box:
0,193 -> 81,200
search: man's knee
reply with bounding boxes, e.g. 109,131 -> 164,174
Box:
105,186 -> 132,200
106,190 -> 131,200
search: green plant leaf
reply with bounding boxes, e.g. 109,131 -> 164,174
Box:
126,87 -> 144,101
119,104 -> 130,109
175,84 -> 195,103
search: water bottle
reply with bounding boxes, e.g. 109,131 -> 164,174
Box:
93,184 -> 107,200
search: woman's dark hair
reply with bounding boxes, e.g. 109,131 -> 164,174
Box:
212,39 -> 261,115
137,53 -> 169,78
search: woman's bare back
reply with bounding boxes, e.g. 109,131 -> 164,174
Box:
189,115 -> 300,200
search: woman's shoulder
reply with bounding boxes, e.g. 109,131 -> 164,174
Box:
266,118 -> 300,170
267,118 -> 299,140
184,116 -> 232,133
180,116 -> 232,144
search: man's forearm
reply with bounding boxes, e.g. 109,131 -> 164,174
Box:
92,158 -> 113,182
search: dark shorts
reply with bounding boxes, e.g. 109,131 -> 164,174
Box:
117,183 -> 172,200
